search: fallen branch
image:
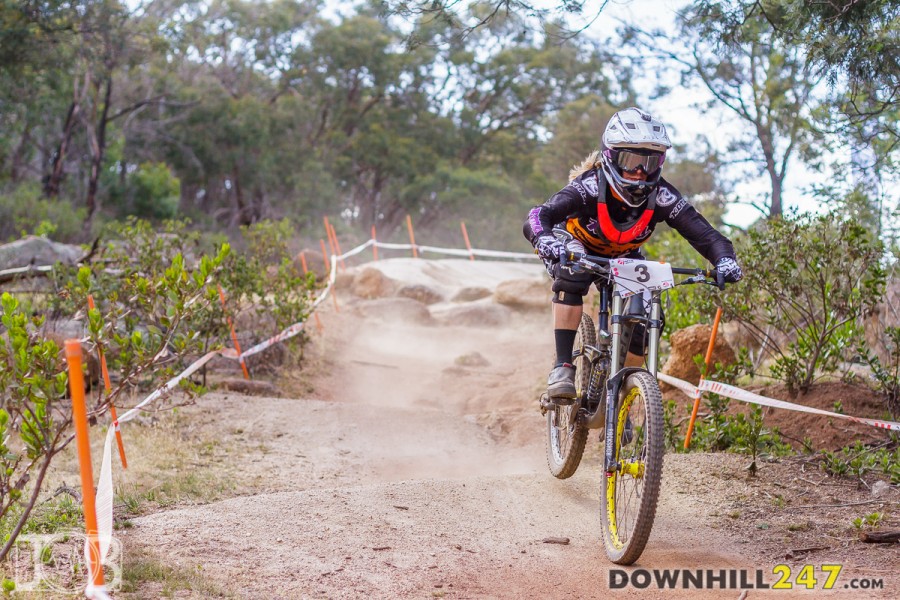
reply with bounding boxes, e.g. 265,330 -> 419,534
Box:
782,499 -> 886,510
859,530 -> 900,543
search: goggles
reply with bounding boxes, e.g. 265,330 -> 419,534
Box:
607,148 -> 665,174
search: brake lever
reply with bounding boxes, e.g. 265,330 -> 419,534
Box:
716,270 -> 725,291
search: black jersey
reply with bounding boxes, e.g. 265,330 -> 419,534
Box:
523,167 -> 735,263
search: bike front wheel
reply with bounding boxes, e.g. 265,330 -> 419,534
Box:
600,370 -> 664,565
545,312 -> 594,479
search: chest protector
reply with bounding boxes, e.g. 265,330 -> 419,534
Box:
594,171 -> 655,244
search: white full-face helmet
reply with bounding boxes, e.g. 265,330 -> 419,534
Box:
599,107 -> 672,207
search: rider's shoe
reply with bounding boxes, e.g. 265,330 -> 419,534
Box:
547,363 -> 577,405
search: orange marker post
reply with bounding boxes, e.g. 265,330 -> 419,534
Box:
217,285 -> 251,380
87,296 -> 128,470
298,253 -> 324,332
406,214 -> 418,258
323,217 -> 338,260
371,225 -> 379,261
299,251 -> 309,274
328,221 -> 346,271
65,340 -> 104,591
460,221 -> 475,261
683,306 -> 724,449
319,239 -> 330,275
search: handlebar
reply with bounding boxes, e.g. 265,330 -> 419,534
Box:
559,251 -> 727,291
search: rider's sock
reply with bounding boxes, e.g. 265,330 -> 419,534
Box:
554,329 -> 577,365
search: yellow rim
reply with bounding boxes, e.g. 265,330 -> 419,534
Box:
605,386 -> 642,550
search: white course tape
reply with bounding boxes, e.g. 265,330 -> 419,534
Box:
90,236 -> 536,579
94,349 -> 236,566
656,372 -> 900,432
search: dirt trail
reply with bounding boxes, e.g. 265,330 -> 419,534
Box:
125,259 -> 897,598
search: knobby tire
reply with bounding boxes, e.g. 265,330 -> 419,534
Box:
601,370 -> 664,565
545,313 -> 594,479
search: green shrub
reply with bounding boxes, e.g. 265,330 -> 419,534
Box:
0,182 -> 86,242
700,208 -> 885,396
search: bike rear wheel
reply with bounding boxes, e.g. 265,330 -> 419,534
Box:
546,312 -> 594,479
601,370 -> 664,564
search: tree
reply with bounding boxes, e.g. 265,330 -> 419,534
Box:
623,8 -> 825,219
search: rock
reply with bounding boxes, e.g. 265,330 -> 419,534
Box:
217,378 -> 277,396
871,480 -> 893,498
333,271 -> 354,292
0,236 -> 82,270
492,279 -> 551,311
661,323 -> 736,386
451,287 -> 492,302
435,303 -> 511,327
351,297 -> 434,325
397,284 -> 443,305
351,267 -> 397,299
455,352 -> 490,367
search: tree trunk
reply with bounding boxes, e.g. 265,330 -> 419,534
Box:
44,101 -> 80,198
232,166 -> 251,226
84,75 -> 113,231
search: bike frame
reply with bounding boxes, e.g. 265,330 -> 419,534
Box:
574,279 -> 663,473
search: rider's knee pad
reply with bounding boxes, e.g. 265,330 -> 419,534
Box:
552,291 -> 584,306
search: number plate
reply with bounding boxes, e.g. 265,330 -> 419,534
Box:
609,258 -> 674,298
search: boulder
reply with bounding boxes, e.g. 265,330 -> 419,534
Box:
0,236 -> 82,270
434,303 -> 512,327
451,287 -> 492,302
455,352 -> 490,367
661,323 -> 736,386
351,297 -> 434,325
492,279 -> 551,311
397,284 -> 443,305
351,267 -> 397,299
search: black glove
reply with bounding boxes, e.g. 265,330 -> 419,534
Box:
715,257 -> 743,283
535,235 -> 565,261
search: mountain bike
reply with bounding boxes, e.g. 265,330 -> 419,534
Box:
540,229 -> 725,565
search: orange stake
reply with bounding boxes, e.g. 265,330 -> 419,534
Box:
218,285 -> 251,380
319,239 -> 330,274
328,221 -> 346,271
87,295 -> 128,469
371,225 -> 379,261
65,340 -> 105,590
323,217 -> 338,259
299,251 -> 309,274
684,306 -> 724,449
460,221 -> 474,261
406,214 -> 418,258
298,252 -> 323,331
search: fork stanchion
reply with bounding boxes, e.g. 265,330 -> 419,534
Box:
406,214 -> 418,258
683,306 -> 724,449
65,340 -> 105,592
86,295 -> 128,470
460,221 -> 474,261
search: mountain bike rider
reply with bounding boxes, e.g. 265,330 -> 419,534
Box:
523,107 -> 743,402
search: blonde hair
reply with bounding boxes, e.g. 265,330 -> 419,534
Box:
569,150 -> 602,181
